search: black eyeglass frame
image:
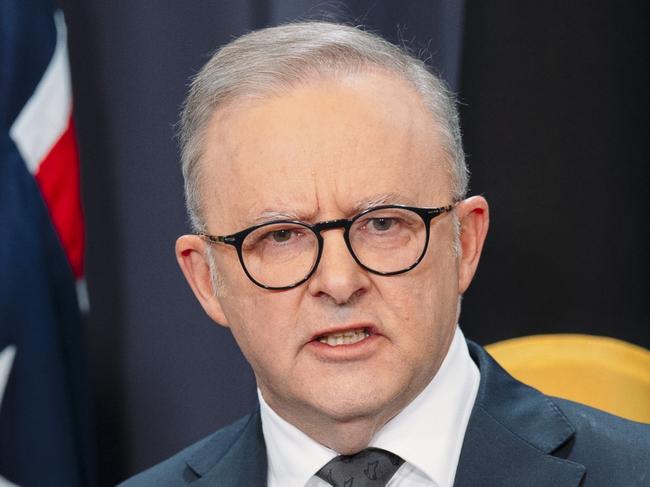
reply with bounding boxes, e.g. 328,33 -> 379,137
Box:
199,203 -> 456,290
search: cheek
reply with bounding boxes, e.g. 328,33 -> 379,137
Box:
218,288 -> 303,367
381,243 -> 459,345
394,247 -> 458,311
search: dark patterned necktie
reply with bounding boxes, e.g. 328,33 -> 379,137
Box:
315,447 -> 405,487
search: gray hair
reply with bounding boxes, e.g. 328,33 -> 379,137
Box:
179,21 -> 469,232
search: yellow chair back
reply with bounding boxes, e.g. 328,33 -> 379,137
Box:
485,334 -> 650,423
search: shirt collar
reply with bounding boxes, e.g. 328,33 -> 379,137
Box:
259,390 -> 337,487
259,326 -> 479,487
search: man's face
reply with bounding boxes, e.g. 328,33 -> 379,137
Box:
177,70 -> 488,443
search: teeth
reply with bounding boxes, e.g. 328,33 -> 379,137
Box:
318,329 -> 369,346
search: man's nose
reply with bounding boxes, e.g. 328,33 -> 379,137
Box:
306,229 -> 370,304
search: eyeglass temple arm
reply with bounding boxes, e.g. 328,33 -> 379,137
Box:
426,204 -> 455,217
199,233 -> 237,245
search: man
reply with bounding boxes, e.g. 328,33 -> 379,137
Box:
122,22 -> 649,487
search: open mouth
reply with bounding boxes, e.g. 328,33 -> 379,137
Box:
315,328 -> 371,346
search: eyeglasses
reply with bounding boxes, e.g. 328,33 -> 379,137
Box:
199,204 -> 455,290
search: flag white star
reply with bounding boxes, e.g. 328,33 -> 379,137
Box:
0,345 -> 16,410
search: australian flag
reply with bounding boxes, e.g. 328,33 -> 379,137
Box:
1,0 -> 93,485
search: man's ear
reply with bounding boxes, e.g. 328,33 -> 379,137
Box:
175,235 -> 229,327
456,196 -> 490,294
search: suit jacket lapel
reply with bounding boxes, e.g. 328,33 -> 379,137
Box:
453,343 -> 586,487
187,408 -> 267,487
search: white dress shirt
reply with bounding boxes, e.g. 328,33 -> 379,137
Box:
259,326 -> 480,487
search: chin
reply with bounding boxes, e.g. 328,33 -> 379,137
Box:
310,387 -> 400,424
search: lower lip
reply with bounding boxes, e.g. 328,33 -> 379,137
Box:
307,333 -> 381,361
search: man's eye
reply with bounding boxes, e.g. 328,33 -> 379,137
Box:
369,218 -> 395,232
269,229 -> 294,243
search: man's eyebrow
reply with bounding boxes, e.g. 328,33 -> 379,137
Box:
248,209 -> 315,226
351,193 -> 414,213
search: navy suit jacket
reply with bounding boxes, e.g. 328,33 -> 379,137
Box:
120,342 -> 650,486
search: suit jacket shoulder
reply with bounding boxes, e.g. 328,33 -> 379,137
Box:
455,342 -> 650,487
118,412 -> 267,487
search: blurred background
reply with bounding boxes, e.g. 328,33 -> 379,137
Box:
2,0 -> 648,485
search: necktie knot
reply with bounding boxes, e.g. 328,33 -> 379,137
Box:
316,447 -> 405,487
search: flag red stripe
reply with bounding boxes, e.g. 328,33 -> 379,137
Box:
35,115 -> 85,277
